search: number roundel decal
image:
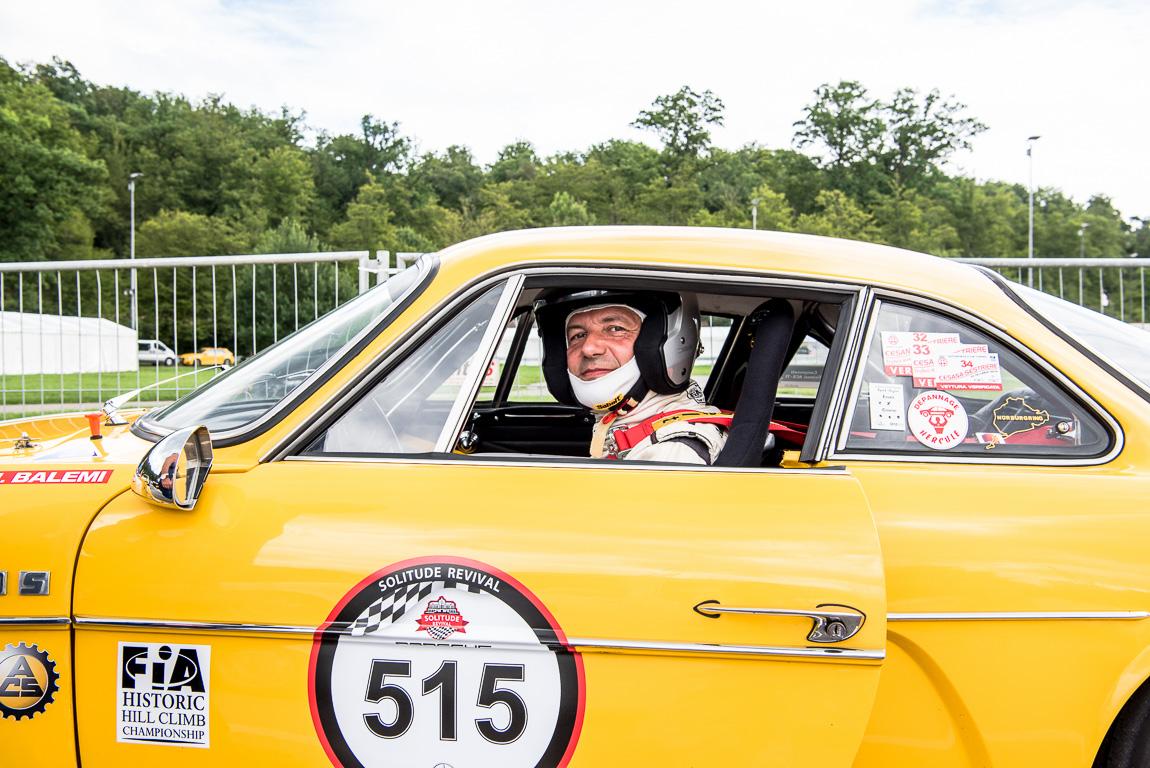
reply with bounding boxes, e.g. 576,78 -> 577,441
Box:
310,557 -> 585,768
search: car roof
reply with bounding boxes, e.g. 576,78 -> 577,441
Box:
431,226 -> 998,306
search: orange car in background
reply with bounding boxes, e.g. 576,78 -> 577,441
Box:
180,346 -> 235,366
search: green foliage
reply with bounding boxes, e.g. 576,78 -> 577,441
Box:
328,177 -> 396,252
4,56 -> 1144,325
549,191 -> 590,226
632,86 -> 724,170
795,190 -> 880,242
0,58 -> 108,261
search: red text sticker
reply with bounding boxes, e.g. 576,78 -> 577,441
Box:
0,469 -> 112,485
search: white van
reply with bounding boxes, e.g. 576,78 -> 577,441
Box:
138,339 -> 176,366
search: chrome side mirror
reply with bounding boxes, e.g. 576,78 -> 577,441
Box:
132,426 -> 213,510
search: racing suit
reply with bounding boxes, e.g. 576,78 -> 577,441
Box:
590,381 -> 728,465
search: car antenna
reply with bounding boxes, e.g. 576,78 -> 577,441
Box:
102,366 -> 228,425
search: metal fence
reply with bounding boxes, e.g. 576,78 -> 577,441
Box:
0,251 -> 400,419
955,257 -> 1150,327
1,253 -> 1146,420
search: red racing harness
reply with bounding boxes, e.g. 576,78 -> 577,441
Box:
596,407 -> 809,458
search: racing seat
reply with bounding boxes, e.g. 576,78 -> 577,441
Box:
714,299 -> 797,468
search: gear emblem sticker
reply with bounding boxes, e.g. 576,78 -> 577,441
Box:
310,556 -> 585,768
0,642 -> 59,720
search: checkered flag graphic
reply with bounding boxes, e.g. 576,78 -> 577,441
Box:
349,578 -> 485,637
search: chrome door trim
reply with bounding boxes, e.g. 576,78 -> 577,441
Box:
888,611 -> 1149,621
267,263 -> 866,463
433,275 -> 524,453
282,453 -> 851,475
566,637 -> 883,662
73,617 -> 883,662
810,286 -> 874,462
74,616 -> 319,637
0,617 -> 71,627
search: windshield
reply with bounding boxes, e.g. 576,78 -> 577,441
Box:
1010,281 -> 1150,392
147,256 -> 433,433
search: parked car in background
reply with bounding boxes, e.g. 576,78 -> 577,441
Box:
136,339 -> 176,366
180,347 -> 235,367
4,227 -> 1150,767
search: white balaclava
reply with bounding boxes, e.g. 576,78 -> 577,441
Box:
565,304 -> 647,411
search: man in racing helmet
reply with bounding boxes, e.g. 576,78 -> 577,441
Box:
534,290 -> 729,464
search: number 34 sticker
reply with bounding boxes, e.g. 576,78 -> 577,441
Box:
310,557 -> 585,768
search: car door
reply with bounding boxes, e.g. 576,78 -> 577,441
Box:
73,275 -> 888,767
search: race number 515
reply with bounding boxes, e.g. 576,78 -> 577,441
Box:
365,659 -> 527,744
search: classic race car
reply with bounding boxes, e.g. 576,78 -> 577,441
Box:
3,227 -> 1150,768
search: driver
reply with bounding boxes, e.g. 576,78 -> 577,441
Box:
535,290 -> 729,464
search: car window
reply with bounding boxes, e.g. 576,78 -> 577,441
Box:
840,301 -> 1110,460
308,283 -> 507,454
145,256 -> 433,434
780,337 -> 828,397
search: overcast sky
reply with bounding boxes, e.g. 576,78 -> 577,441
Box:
3,0 -> 1147,221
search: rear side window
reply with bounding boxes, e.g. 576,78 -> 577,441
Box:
840,301 -> 1111,460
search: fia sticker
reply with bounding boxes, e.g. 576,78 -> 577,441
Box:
117,643 -> 210,748
869,384 -> 906,431
310,557 -> 585,768
907,391 -> 969,450
0,643 -> 59,720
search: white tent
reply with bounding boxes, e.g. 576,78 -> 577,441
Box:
0,312 -> 137,375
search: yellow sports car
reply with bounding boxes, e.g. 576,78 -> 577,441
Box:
3,227 -> 1150,768
180,347 -> 235,367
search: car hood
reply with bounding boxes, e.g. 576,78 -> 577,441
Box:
0,410 -> 153,468
0,412 -> 156,620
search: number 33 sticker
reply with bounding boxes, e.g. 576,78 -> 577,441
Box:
310,557 -> 585,768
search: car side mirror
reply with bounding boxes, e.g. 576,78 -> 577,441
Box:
131,426 -> 213,510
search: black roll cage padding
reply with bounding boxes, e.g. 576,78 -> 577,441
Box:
713,299 -> 798,468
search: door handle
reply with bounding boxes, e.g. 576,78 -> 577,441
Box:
693,601 -> 865,643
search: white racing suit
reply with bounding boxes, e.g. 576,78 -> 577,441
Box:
590,381 -> 729,465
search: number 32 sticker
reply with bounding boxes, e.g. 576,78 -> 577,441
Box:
310,557 -> 585,768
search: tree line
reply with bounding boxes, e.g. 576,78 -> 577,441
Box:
2,56 -> 1147,339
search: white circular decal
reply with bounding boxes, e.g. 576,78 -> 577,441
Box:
907,390 -> 969,450
310,557 -> 585,768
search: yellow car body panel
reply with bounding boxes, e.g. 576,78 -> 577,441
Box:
1,228 -> 1149,765
72,460 -> 886,766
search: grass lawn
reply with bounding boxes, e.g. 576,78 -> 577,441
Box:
1,365 -> 224,408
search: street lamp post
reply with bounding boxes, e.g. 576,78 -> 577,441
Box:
1027,136 -> 1040,288
128,172 -> 143,331
1079,222 -> 1089,258
751,198 -> 760,230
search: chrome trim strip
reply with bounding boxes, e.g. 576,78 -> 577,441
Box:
75,617 -> 318,637
567,637 -> 884,661
283,453 -> 850,474
433,275 -> 524,453
267,263 -> 864,463
73,617 -> 883,661
0,617 -> 71,627
813,286 -> 873,462
888,611 -> 1149,622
